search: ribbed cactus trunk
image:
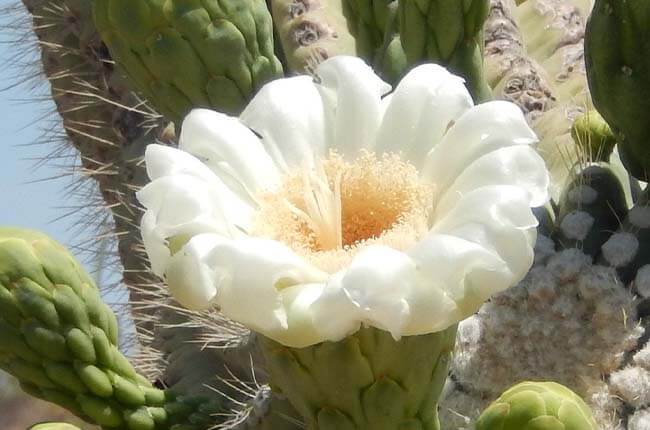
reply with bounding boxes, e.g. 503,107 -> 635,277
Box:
21,0 -> 168,339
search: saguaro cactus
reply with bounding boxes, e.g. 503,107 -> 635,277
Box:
4,0 -> 650,429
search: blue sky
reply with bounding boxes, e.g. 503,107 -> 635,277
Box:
0,0 -> 111,278
0,4 -> 76,240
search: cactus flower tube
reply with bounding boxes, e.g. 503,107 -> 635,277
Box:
138,56 -> 549,428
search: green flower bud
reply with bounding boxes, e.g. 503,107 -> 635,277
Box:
0,228 -> 221,429
571,110 -> 617,163
477,381 -> 598,430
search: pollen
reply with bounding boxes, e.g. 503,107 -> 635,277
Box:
253,151 -> 434,273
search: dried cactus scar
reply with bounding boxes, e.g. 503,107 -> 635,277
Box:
137,56 -> 550,348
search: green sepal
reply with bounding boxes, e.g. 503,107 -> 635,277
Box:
260,325 -> 457,430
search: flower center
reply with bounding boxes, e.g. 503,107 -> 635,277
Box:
253,151 -> 433,272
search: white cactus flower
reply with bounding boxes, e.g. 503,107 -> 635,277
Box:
137,56 -> 550,348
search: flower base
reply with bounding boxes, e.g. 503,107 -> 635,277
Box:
259,325 -> 458,430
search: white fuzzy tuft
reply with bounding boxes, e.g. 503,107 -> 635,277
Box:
440,246 -> 642,426
568,185 -> 598,205
629,206 -> 650,229
636,265 -> 650,298
560,210 -> 595,240
609,367 -> 650,408
629,409 -> 650,430
634,342 -> 650,371
601,232 -> 639,268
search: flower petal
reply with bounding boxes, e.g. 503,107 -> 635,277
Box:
436,146 -> 550,216
240,76 -> 326,170
338,245 -> 415,339
422,101 -> 537,190
208,237 -> 328,339
315,56 -> 391,156
165,234 -> 222,310
179,109 -> 279,196
140,211 -> 171,277
144,144 -> 216,182
375,64 -> 473,168
137,173 -> 253,237
431,185 -> 539,286
406,233 -> 512,333
137,146 -> 255,277
278,281 -> 360,348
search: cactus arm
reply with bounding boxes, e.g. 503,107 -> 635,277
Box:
92,0 -> 284,123
270,0 -> 358,74
484,0 -> 555,119
20,0 -> 167,339
397,0 -> 492,102
585,0 -> 650,181
0,228 -> 227,430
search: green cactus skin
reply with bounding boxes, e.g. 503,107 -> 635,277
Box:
398,0 -> 492,102
570,110 -> 617,163
22,0 -> 172,336
585,0 -> 650,181
485,0 -> 594,203
476,381 -> 598,430
553,165 -> 628,258
0,228 -> 223,430
270,0 -> 357,74
259,325 -> 457,430
342,0 -> 390,60
342,0 -> 407,83
92,0 -> 284,123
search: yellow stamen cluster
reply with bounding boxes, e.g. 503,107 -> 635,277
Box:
253,151 -> 434,273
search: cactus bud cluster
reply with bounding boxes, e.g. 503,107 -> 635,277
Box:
0,228 -> 219,429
